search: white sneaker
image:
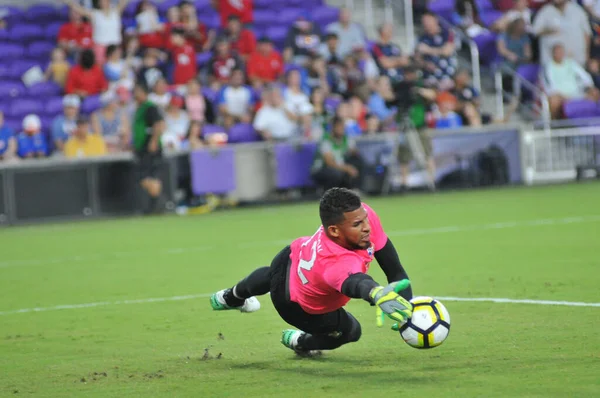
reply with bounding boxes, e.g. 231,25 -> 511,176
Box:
210,289 -> 261,313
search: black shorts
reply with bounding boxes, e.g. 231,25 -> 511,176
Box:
136,152 -> 162,181
269,246 -> 358,335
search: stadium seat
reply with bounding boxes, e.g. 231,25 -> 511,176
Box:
45,22 -> 63,39
194,0 -> 211,12
265,26 -> 288,49
82,95 -> 103,115
44,97 -> 64,117
324,97 -> 342,113
26,81 -> 62,98
254,0 -> 276,10
27,41 -> 55,61
278,8 -> 304,25
2,6 -> 24,24
122,1 -> 140,19
311,6 -> 340,26
201,87 -> 218,104
254,10 -> 278,26
427,0 -> 454,22
8,98 -> 44,120
4,117 -> 22,132
0,82 -> 26,98
9,24 -> 45,43
273,142 -> 317,189
190,147 -> 236,195
0,43 -> 25,59
198,12 -> 220,31
196,51 -> 212,67
563,99 -> 600,119
158,0 -> 181,15
228,123 -> 260,143
472,31 -> 498,65
480,10 -> 503,28
475,0 -> 494,11
7,60 -> 39,80
25,4 -> 61,23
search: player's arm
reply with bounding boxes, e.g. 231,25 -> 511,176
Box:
374,238 -> 413,301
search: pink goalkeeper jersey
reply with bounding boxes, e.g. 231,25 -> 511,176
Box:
288,204 -> 388,314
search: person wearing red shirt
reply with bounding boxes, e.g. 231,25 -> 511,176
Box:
208,37 -> 243,89
65,49 -> 108,97
247,37 -> 284,89
163,5 -> 184,48
57,8 -> 93,57
169,27 -> 198,86
180,0 -> 215,52
224,15 -> 256,61
212,0 -> 253,28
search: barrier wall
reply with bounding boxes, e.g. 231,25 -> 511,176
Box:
0,126 -> 524,226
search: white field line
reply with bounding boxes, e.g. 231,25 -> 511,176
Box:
1,294 -> 599,316
1,215 -> 599,269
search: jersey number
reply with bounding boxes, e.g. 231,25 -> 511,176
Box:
298,240 -> 317,285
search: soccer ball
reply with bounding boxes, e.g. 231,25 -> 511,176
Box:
398,296 -> 451,349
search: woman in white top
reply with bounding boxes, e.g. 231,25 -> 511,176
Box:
283,69 -> 314,137
64,0 -> 128,65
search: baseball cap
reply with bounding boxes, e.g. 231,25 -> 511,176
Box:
22,114 -> 41,133
169,95 -> 184,108
63,94 -> 81,108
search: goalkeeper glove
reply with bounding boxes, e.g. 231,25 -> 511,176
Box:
369,279 -> 413,327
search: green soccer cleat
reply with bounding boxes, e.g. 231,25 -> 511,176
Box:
281,329 -> 322,357
210,289 -> 261,313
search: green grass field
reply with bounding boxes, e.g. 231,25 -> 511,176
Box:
1,183 -> 599,397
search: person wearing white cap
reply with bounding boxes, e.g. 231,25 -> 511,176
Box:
16,114 -> 48,159
51,94 -> 81,152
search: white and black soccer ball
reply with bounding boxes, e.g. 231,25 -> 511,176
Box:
399,296 -> 451,349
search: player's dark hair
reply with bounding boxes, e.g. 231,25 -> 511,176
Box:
319,188 -> 362,228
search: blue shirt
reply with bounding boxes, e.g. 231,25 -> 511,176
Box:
51,115 -> 77,145
435,112 -> 463,129
16,132 -> 48,158
368,93 -> 397,121
0,126 -> 15,156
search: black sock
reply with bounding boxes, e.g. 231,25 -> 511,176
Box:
223,288 -> 245,307
297,333 -> 347,351
233,267 -> 271,298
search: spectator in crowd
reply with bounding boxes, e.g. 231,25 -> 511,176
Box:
51,94 -> 81,152
497,18 -> 532,71
284,12 -> 322,66
452,69 -> 482,126
336,101 -> 362,136
185,78 -> 215,124
103,44 -> 135,90
148,76 -> 173,111
247,37 -> 284,89
349,95 -> 368,131
368,76 -> 398,129
163,5 -> 183,43
372,23 -> 411,84
132,81 -> 166,214
343,54 -> 371,100
182,120 -> 205,150
364,113 -> 381,134
65,48 -> 108,97
306,55 -> 330,95
64,0 -> 127,65
208,37 -> 243,90
57,8 -> 93,60
136,48 -> 167,89
452,0 -> 485,37
217,68 -> 254,128
543,43 -> 599,118
325,7 -> 366,59
417,13 -> 458,89
223,15 -> 256,61
311,116 -> 361,191
64,115 -> 107,158
135,0 -> 165,49
91,92 -> 130,152
533,0 -> 590,66
309,87 -> 331,140
320,33 -> 343,66
0,111 -> 17,161
44,48 -> 71,88
17,115 -> 48,159
253,85 -> 297,141
212,0 -> 254,28
432,91 -> 463,129
169,27 -> 198,86
355,46 -> 380,89
179,0 -> 215,52
161,95 -> 190,151
283,69 -> 314,137
586,58 -> 600,90
493,0 -> 532,32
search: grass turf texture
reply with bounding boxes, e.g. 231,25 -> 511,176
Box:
1,183 -> 599,397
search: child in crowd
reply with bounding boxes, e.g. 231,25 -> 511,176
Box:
17,115 -> 47,159
44,48 -> 71,88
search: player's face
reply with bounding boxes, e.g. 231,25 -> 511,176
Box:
331,206 -> 371,250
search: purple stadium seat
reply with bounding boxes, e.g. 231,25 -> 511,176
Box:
4,118 -> 22,132
190,147 -> 236,195
194,0 -> 211,12
0,43 -> 25,59
25,4 -> 60,23
273,142 -> 317,189
1,6 -> 24,24
198,12 -> 220,31
311,6 -> 339,26
228,123 -> 260,143
27,82 -> 62,97
563,99 -> 599,119
480,10 -> 503,27
158,0 -> 181,15
196,51 -> 213,67
476,0 -> 494,11
9,24 -> 45,42
27,41 -> 55,60
202,87 -> 218,104
278,8 -> 303,25
8,60 -> 39,80
202,124 -> 227,136
45,22 -> 63,39
45,97 -> 64,117
40,116 -> 53,131
265,26 -> 288,49
516,64 -> 540,86
427,0 -> 454,21
0,82 -> 25,98
0,64 -> 8,80
8,99 -> 44,119
254,10 -> 278,26
288,0 -> 308,7
82,95 -> 102,114
254,0 -> 277,10
122,0 -> 141,19
472,31 -> 497,65
57,5 -> 70,21
324,96 -> 342,113
0,28 -> 8,42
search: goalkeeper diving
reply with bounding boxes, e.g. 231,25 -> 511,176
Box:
210,187 -> 413,355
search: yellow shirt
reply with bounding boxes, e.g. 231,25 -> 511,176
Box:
64,134 -> 107,158
49,61 -> 70,87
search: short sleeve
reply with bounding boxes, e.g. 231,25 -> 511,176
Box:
322,254 -> 366,292
364,203 -> 388,251
145,105 -> 162,128
253,108 -> 268,131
